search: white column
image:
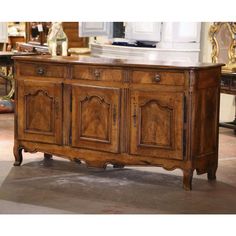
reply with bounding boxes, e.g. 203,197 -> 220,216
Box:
0,22 -> 8,43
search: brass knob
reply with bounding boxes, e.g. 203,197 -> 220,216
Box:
153,74 -> 161,82
37,67 -> 45,75
94,69 -> 100,79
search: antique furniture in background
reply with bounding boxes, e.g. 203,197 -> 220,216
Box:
0,52 -> 14,113
0,52 -> 14,99
17,22 -> 88,55
16,22 -> 51,54
63,22 -> 88,49
63,22 -> 90,56
26,22 -> 51,46
0,51 -> 35,113
220,71 -> 236,134
209,22 -> 236,134
8,36 -> 25,50
7,22 -> 26,51
13,55 -> 223,190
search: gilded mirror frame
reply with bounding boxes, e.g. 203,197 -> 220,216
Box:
209,22 -> 236,71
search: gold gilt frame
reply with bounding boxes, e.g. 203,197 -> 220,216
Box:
209,22 -> 236,71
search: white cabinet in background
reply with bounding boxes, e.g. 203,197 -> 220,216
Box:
158,22 -> 201,50
175,22 -> 201,42
86,22 -> 202,63
79,22 -> 113,37
125,22 -> 161,42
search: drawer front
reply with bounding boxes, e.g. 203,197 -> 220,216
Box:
17,62 -> 67,78
72,65 -> 123,82
131,70 -> 185,86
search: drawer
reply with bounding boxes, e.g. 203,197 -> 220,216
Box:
131,70 -> 185,86
72,65 -> 123,82
17,62 -> 67,78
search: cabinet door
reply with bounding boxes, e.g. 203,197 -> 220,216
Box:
130,89 -> 184,160
161,22 -> 201,43
17,80 -> 62,144
79,22 -> 113,37
72,85 -> 120,153
125,22 -> 161,41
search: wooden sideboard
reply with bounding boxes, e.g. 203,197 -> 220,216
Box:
13,56 -> 223,190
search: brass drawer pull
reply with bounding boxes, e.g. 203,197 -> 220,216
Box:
153,74 -> 161,82
94,69 -> 101,79
37,67 -> 45,76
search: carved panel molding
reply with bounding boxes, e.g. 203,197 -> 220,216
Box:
139,99 -> 174,149
24,89 -> 54,134
79,95 -> 111,143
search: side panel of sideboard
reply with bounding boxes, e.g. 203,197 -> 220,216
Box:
190,67 -> 221,178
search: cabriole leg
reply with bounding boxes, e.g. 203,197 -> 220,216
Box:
183,169 -> 193,191
113,164 -> 125,169
44,153 -> 53,160
207,165 -> 217,181
13,144 -> 23,166
74,158 -> 81,164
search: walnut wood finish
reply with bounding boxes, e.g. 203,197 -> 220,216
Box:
72,85 -> 120,153
72,65 -> 123,82
17,62 -> 67,78
18,22 -> 88,54
130,89 -> 184,160
13,56 -> 223,190
62,22 -> 88,49
17,80 -> 63,145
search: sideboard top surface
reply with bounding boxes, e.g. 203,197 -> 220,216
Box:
13,55 -> 224,70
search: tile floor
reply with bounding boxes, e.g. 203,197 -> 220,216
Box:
0,113 -> 235,213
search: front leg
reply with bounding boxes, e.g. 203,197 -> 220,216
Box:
113,164 -> 125,169
183,169 -> 193,191
44,153 -> 53,160
13,144 -> 23,166
207,165 -> 217,181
